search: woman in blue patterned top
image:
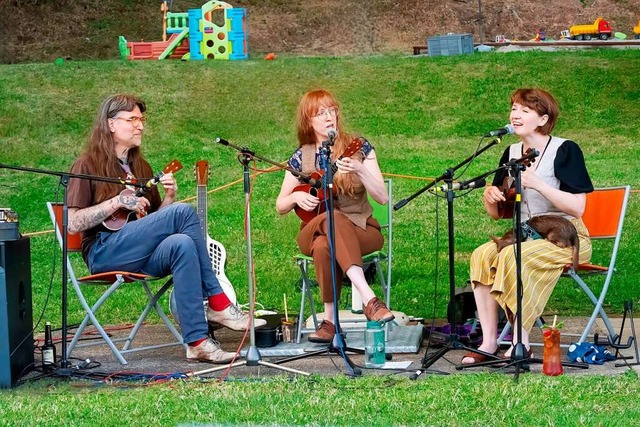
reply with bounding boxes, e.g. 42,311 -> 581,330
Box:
276,89 -> 394,343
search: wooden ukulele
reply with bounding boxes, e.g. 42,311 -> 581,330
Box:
292,137 -> 364,223
194,160 -> 237,305
497,148 -> 538,219
102,159 -> 183,231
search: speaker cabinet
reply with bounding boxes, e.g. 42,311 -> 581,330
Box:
0,237 -> 34,388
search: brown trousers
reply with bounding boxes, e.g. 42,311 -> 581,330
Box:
297,212 -> 383,303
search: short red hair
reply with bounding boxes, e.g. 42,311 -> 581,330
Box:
511,88 -> 559,135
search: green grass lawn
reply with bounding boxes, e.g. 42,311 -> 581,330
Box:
2,373 -> 640,426
1,49 -> 639,424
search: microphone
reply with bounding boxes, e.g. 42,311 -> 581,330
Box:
135,171 -> 164,196
327,130 -> 336,144
308,177 -> 323,189
215,137 -> 230,146
437,178 -> 486,192
300,175 -> 323,189
484,124 -> 515,138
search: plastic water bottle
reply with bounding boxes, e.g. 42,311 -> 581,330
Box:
364,321 -> 386,368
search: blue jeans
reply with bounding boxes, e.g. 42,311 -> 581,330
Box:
87,203 -> 223,343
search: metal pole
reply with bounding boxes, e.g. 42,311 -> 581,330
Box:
478,0 -> 485,44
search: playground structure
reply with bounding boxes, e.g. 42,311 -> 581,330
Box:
119,1 -> 248,61
634,20 -> 640,39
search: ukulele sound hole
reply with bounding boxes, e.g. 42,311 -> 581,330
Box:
309,188 -> 318,197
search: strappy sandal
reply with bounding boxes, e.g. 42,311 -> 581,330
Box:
460,348 -> 500,364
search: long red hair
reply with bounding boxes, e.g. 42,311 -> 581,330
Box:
296,89 -> 360,196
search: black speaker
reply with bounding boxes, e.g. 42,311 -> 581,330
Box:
0,237 -> 34,388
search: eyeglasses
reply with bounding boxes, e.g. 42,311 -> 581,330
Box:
313,108 -> 338,118
112,116 -> 146,127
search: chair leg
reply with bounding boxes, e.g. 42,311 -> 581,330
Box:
296,259 -> 319,343
122,279 -> 184,352
373,258 -> 390,308
351,287 -> 363,313
296,285 -> 306,344
68,275 -> 128,365
498,318 -> 546,347
151,281 -> 184,346
570,272 -> 617,343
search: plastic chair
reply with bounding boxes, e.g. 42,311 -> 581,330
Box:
47,202 -> 184,365
295,179 -> 393,343
498,186 -> 631,346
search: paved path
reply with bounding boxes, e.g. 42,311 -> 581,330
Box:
51,317 -> 640,380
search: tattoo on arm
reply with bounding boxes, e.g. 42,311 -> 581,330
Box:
118,194 -> 136,209
69,198 -> 118,233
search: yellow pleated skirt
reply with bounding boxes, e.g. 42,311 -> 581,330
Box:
470,218 -> 592,331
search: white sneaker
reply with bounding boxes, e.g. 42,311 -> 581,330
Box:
186,338 -> 235,364
207,304 -> 267,331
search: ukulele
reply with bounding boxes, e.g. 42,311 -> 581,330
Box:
497,148 -> 538,219
102,159 -> 183,231
194,160 -> 237,305
292,137 -> 364,223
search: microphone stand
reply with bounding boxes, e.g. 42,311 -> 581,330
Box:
192,143 -> 309,377
393,137 -> 500,210
270,137 -> 364,377
454,158 -> 535,376
211,138 -> 364,377
215,137 -> 322,189
0,163 -> 144,371
393,137 -> 503,378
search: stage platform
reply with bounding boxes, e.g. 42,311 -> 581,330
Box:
241,324 -> 423,357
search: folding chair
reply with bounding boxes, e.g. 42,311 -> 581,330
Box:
295,179 -> 393,343
498,186 -> 631,347
47,202 -> 184,365
562,185 -> 631,344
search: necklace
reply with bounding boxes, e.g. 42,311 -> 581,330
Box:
522,135 -> 552,172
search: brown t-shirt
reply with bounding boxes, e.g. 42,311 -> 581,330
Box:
67,154 -> 162,262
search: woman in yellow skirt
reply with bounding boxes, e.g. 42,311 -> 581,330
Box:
461,88 -> 593,364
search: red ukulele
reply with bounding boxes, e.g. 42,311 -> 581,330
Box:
293,138 -> 363,223
103,159 -> 183,231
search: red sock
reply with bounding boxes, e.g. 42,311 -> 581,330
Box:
208,293 -> 232,311
189,337 -> 207,347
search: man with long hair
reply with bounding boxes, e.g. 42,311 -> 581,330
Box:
67,94 -> 265,363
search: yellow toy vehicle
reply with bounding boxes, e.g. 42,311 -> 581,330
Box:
569,17 -> 612,40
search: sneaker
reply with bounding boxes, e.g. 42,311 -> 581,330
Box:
363,297 -> 395,323
186,338 -> 235,363
206,304 -> 267,331
308,319 -> 340,343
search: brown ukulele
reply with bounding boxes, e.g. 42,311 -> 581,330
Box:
293,137 -> 363,223
497,148 -> 537,219
103,159 -> 183,231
